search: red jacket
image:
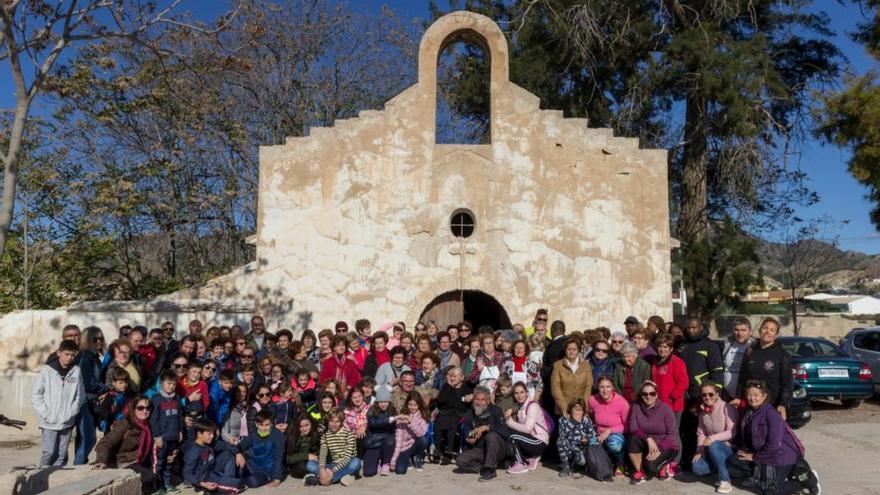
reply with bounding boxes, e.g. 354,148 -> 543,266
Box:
177,377 -> 210,411
319,355 -> 361,392
651,354 -> 689,412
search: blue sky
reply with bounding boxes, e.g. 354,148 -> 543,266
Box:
3,0 -> 879,254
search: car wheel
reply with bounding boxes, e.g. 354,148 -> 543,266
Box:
842,399 -> 863,409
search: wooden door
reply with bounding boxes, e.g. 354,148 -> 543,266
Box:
420,291 -> 464,331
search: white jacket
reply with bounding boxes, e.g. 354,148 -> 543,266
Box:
31,361 -> 85,430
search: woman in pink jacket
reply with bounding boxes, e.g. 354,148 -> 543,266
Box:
589,376 -> 630,475
390,391 -> 429,474
505,382 -> 550,474
692,381 -> 738,494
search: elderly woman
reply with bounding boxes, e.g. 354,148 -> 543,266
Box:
550,337 -> 594,416
612,341 -> 651,403
589,376 -> 630,475
93,395 -> 158,493
470,333 -> 506,390
728,380 -> 819,495
502,339 -> 543,402
435,366 -> 473,463
505,382 -> 549,474
627,380 -> 679,484
609,331 -> 627,359
692,381 -> 737,494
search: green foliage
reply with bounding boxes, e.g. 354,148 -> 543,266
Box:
678,218 -> 759,317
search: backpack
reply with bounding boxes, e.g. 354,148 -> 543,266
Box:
526,402 -> 555,435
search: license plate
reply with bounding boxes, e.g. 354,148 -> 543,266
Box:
818,368 -> 849,378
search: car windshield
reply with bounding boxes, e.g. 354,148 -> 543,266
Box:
783,340 -> 847,358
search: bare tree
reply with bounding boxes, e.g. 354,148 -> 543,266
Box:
778,217 -> 843,334
0,0 -> 241,262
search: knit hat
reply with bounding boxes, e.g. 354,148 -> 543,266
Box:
375,386 -> 392,402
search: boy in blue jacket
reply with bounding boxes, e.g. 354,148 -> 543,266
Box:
239,410 -> 285,487
150,370 -> 183,494
208,369 -> 236,425
183,418 -> 245,494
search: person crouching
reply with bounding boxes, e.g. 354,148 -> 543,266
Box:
455,386 -> 511,482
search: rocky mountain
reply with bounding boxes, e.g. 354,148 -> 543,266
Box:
756,238 -> 880,289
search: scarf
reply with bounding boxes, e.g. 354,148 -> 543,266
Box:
511,355 -> 527,372
334,355 -> 348,388
237,403 -> 249,437
374,349 -> 390,366
130,415 -> 153,464
439,349 -> 453,368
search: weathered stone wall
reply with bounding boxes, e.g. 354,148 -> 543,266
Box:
245,11 -> 673,330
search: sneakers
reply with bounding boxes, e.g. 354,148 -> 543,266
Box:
412,458 -> 424,471
165,487 -> 182,495
631,471 -> 646,485
380,464 -> 391,476
340,474 -> 355,486
526,457 -> 540,471
440,455 -> 452,466
811,469 -> 821,495
507,462 -> 529,474
614,465 -> 626,477
558,466 -> 572,478
716,481 -> 733,494
479,469 -> 497,481
667,461 -> 678,477
658,463 -> 672,481
573,451 -> 586,467
303,474 -> 319,486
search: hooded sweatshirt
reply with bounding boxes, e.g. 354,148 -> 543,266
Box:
627,400 -> 679,452
32,358 -> 85,430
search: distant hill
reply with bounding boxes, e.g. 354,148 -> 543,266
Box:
756,238 -> 880,290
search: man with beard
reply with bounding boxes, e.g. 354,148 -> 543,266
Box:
456,386 -> 511,481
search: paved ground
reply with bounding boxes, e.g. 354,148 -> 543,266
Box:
3,398 -> 879,494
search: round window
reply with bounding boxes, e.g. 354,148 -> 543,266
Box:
450,210 -> 475,238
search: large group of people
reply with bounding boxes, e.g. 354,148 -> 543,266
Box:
32,312 -> 821,494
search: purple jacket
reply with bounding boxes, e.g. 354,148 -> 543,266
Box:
738,402 -> 800,467
627,401 -> 679,452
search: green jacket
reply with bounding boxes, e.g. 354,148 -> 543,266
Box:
611,358 -> 651,401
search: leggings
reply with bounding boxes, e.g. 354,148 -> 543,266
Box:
508,433 -> 547,464
625,436 -> 678,475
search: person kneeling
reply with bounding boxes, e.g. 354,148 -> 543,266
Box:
390,391 -> 429,474
505,382 -> 549,474
691,381 -> 737,494
557,398 -> 611,480
239,410 -> 284,488
455,386 -> 511,482
182,418 -> 245,494
317,409 -> 361,486
626,380 -> 679,484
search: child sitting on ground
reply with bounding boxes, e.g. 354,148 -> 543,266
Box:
182,418 -> 245,494
239,410 -> 285,488
493,376 -> 516,415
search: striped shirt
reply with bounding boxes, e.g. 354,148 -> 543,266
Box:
319,427 -> 356,470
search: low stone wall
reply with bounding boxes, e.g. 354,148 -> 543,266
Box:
0,466 -> 140,495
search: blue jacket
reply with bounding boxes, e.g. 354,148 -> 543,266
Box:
77,349 -> 108,401
271,400 -> 297,426
239,429 -> 284,480
207,380 -> 233,425
365,409 -> 396,449
182,438 -> 239,486
149,393 -> 182,441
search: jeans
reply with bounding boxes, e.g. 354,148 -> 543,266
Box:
326,458 -> 361,483
603,433 -> 625,466
288,460 -> 320,478
40,427 -> 73,467
74,408 -> 96,465
692,442 -> 733,482
363,435 -> 395,477
396,437 -> 428,474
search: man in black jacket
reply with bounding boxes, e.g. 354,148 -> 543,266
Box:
456,386 -> 511,481
679,317 -> 724,470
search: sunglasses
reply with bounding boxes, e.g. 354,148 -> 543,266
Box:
537,318 -> 548,322
204,366 -> 216,371
94,336 -> 105,342
701,392 -> 717,398
594,348 -> 609,353
173,363 -> 188,368
612,340 -> 624,344
241,354 -> 254,359
257,392 -> 270,398
641,391 -> 657,397
135,405 -> 152,411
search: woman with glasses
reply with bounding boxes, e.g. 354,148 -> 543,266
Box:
74,326 -> 108,465
626,380 -> 679,484
588,341 -> 615,393
691,381 -> 737,494
247,384 -> 275,436
201,361 -> 218,382
93,395 -> 158,493
729,381 -> 819,495
609,331 -> 627,358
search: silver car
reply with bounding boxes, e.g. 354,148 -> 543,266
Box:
840,326 -> 880,394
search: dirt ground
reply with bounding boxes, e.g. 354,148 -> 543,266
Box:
3,399 -> 879,494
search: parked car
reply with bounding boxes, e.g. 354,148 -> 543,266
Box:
779,336 -> 873,408
839,326 -> 880,395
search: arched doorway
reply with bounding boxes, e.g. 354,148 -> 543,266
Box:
420,290 -> 512,332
